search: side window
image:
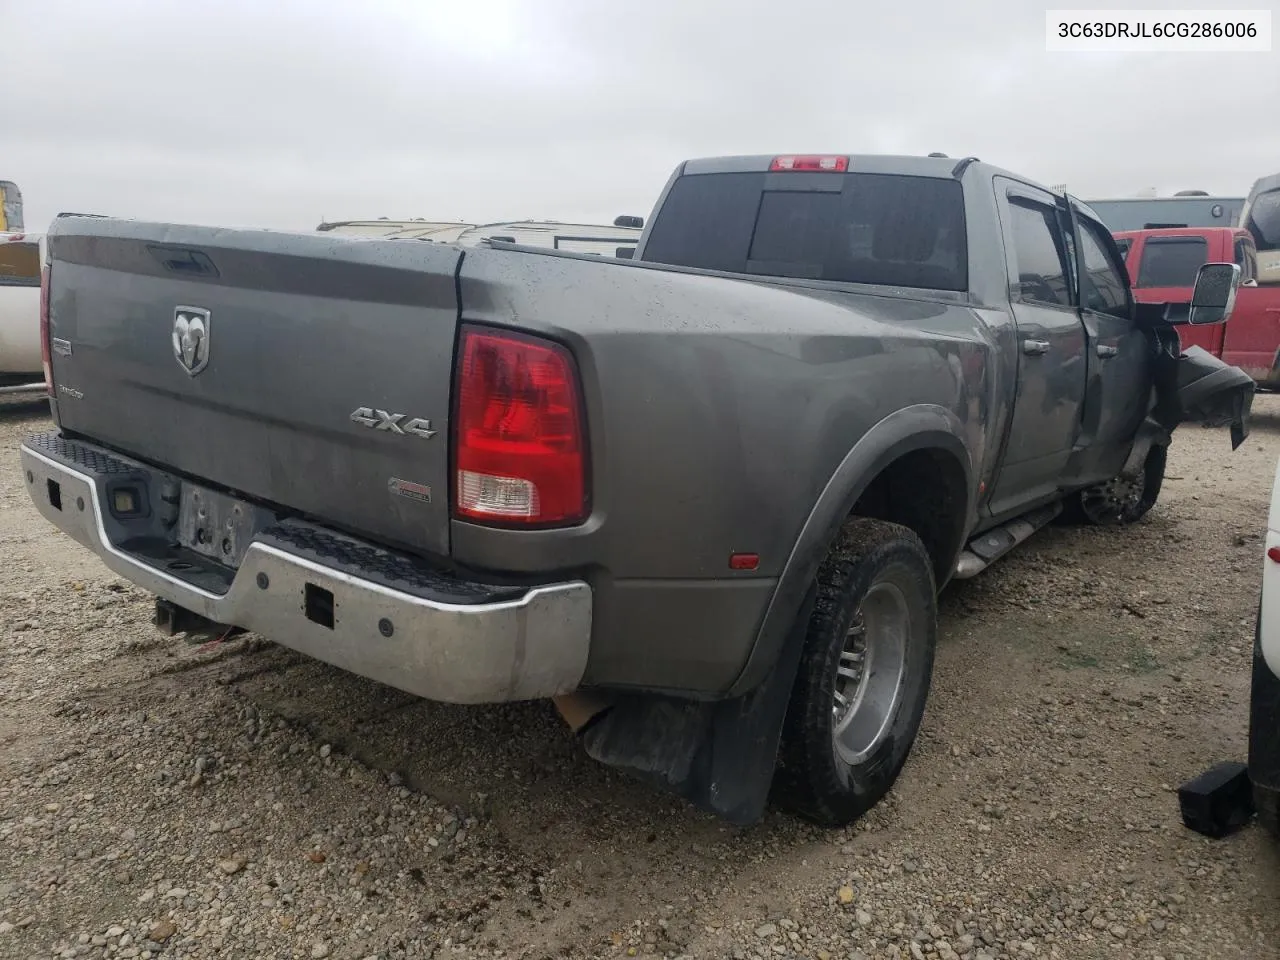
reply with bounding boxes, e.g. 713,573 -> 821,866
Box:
1007,198 -> 1072,307
0,240 -> 41,288
1076,219 -> 1130,319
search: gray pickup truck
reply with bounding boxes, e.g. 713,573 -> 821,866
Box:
21,153 -> 1254,828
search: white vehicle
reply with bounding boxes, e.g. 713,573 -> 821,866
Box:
316,217 -> 644,257
0,232 -> 45,393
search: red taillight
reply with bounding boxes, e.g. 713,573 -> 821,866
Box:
39,264 -> 52,396
770,155 -> 849,173
452,326 -> 588,526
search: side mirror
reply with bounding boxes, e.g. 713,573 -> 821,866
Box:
616,247 -> 635,259
1188,262 -> 1241,325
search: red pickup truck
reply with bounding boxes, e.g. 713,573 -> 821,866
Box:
1114,225 -> 1280,387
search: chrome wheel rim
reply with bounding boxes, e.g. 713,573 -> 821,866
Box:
1080,472 -> 1146,524
831,579 -> 910,766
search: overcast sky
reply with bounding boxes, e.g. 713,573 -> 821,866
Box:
3,0 -> 1278,233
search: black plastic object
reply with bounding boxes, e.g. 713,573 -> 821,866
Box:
1177,761 -> 1254,838
1174,346 -> 1255,449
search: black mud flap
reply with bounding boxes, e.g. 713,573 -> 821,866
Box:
1172,345 -> 1255,450
580,587 -> 815,827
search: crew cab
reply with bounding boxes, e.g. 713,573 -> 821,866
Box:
20,154 -> 1253,827
1115,225 -> 1280,388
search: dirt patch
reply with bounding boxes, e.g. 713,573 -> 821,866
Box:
1,397 -> 1279,959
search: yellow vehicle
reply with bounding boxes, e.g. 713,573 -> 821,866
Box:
0,181 -> 23,232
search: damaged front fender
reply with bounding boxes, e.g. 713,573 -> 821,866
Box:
1169,345 -> 1256,450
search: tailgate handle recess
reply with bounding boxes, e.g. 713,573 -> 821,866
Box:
147,244 -> 220,279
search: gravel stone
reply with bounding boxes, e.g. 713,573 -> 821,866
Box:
147,921 -> 176,943
0,390 -> 1277,959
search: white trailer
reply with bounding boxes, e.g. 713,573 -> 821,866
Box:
0,232 -> 44,392
316,218 -> 643,257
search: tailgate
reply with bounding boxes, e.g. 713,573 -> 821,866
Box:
46,218 -> 460,558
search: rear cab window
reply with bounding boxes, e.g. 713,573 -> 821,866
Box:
1234,236 -> 1258,283
641,170 -> 968,292
1135,237 -> 1208,288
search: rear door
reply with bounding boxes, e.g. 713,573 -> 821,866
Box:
988,181 -> 1088,516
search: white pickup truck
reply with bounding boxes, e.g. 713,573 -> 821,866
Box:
0,233 -> 45,393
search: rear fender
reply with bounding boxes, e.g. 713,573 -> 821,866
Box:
726,404 -> 974,699
580,407 -> 973,825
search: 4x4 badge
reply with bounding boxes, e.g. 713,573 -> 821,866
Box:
350,407 -> 437,439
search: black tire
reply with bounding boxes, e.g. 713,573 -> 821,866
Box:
1063,443 -> 1167,526
773,517 -> 937,827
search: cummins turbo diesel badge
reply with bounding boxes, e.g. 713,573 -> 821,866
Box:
388,477 -> 432,504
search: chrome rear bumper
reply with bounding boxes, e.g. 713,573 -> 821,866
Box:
19,435 -> 592,704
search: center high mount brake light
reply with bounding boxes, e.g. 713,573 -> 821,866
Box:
770,156 -> 849,172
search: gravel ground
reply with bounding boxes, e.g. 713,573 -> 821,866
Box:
2,393 -> 1280,960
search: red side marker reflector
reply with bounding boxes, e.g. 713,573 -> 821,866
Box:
730,553 -> 760,571
1268,547 -> 1280,564
770,155 -> 849,173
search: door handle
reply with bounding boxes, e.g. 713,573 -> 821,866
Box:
1096,344 -> 1118,359
1022,339 -> 1051,356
